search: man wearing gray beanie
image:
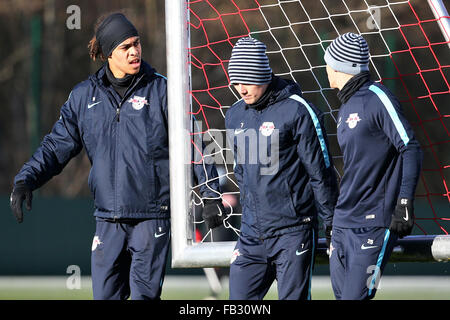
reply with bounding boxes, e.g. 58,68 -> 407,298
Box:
225,36 -> 339,300
324,32 -> 423,300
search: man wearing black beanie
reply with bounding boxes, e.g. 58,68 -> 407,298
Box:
10,12 -> 224,300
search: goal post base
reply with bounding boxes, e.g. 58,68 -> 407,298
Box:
316,235 -> 450,264
171,235 -> 450,268
172,241 -> 237,268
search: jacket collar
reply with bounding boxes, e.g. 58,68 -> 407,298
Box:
90,60 -> 156,88
245,76 -> 303,110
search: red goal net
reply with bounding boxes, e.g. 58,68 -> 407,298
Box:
187,0 -> 450,240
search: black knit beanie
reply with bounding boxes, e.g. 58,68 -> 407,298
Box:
96,13 -> 139,58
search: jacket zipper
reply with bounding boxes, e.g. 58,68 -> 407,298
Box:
246,110 -> 264,240
116,107 -> 120,122
115,73 -> 145,122
105,73 -> 146,215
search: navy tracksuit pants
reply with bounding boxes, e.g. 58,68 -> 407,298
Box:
91,218 -> 170,300
329,226 -> 398,300
229,227 -> 317,300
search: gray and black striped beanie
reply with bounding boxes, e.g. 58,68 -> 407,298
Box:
228,37 -> 272,85
324,32 -> 370,75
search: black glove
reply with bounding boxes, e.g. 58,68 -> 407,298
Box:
389,198 -> 414,238
325,225 -> 332,251
202,199 -> 225,230
10,182 -> 33,223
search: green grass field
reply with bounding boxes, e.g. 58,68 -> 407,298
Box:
0,276 -> 449,300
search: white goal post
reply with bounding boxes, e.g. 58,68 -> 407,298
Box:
165,0 -> 235,268
165,0 -> 450,268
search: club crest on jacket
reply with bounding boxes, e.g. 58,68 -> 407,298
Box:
259,122 -> 275,136
346,113 -> 361,129
128,95 -> 149,110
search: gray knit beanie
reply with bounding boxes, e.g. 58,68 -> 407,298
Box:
324,32 -> 370,75
228,37 -> 272,85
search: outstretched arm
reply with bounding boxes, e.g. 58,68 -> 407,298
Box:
11,92 -> 83,222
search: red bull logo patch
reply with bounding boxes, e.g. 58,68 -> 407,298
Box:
259,122 -> 275,136
346,113 -> 361,129
128,95 -> 149,110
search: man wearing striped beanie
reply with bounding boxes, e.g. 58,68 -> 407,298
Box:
228,36 -> 273,86
225,37 -> 339,300
325,32 -> 423,300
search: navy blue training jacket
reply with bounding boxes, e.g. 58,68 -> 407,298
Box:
225,76 -> 339,239
334,81 -> 423,228
14,61 -> 220,219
